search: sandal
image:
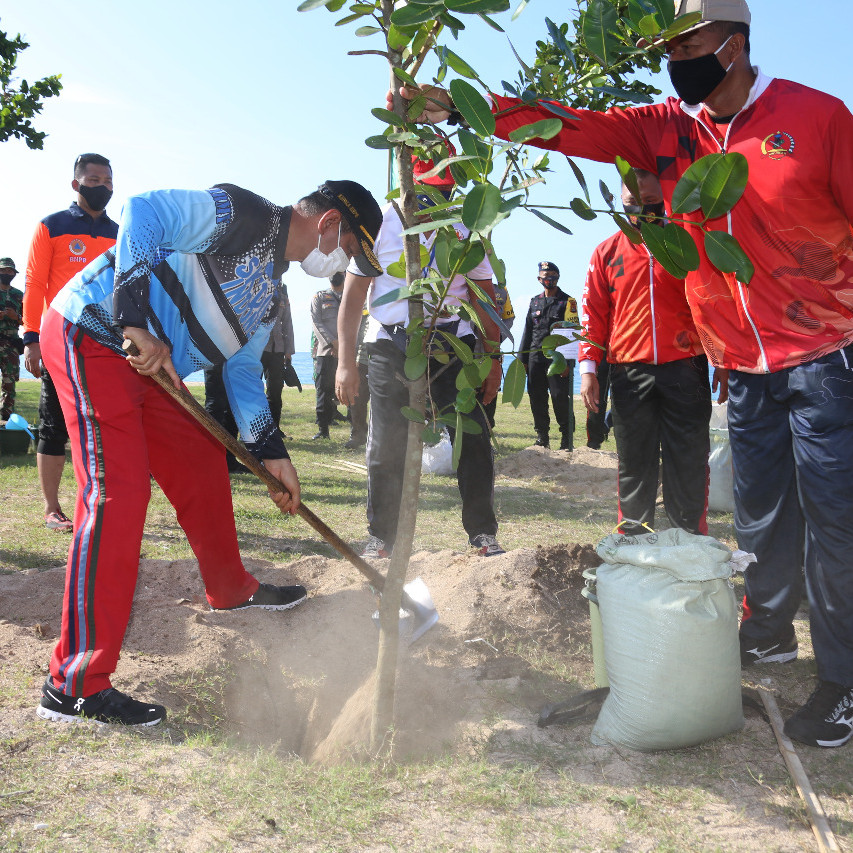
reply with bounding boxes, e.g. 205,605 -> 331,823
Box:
45,511 -> 73,533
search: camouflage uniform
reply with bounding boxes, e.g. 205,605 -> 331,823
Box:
0,284 -> 23,420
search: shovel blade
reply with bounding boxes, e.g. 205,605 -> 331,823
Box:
371,576 -> 439,644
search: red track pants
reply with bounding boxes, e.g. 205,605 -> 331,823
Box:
41,309 -> 258,697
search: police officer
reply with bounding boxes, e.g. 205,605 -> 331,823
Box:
519,262 -> 578,450
310,271 -> 346,439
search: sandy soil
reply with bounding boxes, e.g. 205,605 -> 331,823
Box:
0,447 -> 848,851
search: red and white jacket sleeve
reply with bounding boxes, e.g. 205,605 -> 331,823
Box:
579,244 -> 611,372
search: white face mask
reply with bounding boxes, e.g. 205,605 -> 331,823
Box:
300,223 -> 349,278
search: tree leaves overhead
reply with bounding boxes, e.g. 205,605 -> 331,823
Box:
527,207 -> 573,236
615,156 -> 640,202
449,78 -> 496,136
390,3 -> 446,26
570,197 -> 597,221
507,118 -> 563,143
580,0 -> 621,67
461,183 -> 501,232
445,0 -> 509,14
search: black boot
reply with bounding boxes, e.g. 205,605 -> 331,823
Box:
559,432 -> 573,451
313,426 -> 330,440
534,431 -> 549,448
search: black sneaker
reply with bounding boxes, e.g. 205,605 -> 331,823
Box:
469,533 -> 506,557
213,582 -> 307,612
784,681 -> 853,748
740,628 -> 798,667
37,679 -> 166,726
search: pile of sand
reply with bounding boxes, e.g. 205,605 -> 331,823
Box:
495,445 -> 618,497
0,541 -> 600,763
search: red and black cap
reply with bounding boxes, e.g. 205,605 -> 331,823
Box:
318,180 -> 383,276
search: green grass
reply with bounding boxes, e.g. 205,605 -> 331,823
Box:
4,380 -> 849,853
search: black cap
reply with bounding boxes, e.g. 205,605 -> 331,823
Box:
318,180 -> 383,277
538,261 -> 559,276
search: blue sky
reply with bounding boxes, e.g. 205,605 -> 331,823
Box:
2,1 -> 850,351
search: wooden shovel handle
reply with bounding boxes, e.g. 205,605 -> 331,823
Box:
121,340 -> 389,591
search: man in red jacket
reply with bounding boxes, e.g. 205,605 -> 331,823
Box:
580,170 -> 715,536
397,0 -> 853,748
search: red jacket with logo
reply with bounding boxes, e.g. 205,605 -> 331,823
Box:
494,72 -> 853,373
580,230 -> 702,366
23,202 -> 118,342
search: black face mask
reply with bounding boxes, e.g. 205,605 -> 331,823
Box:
624,202 -> 666,230
0,274 -> 14,286
77,183 -> 113,212
667,36 -> 732,105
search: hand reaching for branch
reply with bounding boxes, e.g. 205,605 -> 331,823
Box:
387,83 -> 453,123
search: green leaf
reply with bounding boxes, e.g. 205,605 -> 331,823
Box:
443,332 -> 474,364
476,356 -> 493,383
528,207 -> 572,236
501,357 -> 526,407
390,3 -> 445,26
507,118 -> 563,143
615,156 -> 640,202
671,154 -> 719,214
456,365 -> 481,394
355,25 -> 381,36
448,239 -> 486,274
422,425 -> 442,444
612,212 -> 644,244
365,134 -> 395,150
582,0 -> 620,66
541,334 -> 570,350
698,152 -> 749,221
436,46 -> 479,79
547,351 -> 567,376
449,78 -> 495,137
704,230 -> 754,283
445,0 -> 508,11
371,107 -> 404,126
461,183 -> 502,232
570,197 -> 597,221
387,24 -> 415,50
452,416 -> 464,469
662,222 -> 700,272
454,385 -> 478,413
392,66 -> 419,89
599,180 -> 615,211
404,353 -> 429,380
640,221 -> 688,279
401,406 -> 426,423
372,286 -> 409,307
297,0 -> 333,10
455,411 -> 483,434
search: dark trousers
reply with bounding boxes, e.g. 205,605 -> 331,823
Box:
610,356 -> 711,535
728,347 -> 853,686
349,361 -> 369,442
38,365 -> 70,455
365,338 -> 497,547
586,359 -> 611,448
313,354 -> 338,428
261,351 -> 285,428
527,351 -> 574,442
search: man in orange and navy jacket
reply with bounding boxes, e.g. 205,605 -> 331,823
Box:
580,170 -> 719,536
22,153 -> 118,533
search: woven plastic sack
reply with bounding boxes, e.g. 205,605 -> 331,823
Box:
590,528 -> 743,751
708,402 -> 734,512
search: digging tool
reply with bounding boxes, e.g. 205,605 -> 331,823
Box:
759,687 -> 841,853
122,341 -> 439,642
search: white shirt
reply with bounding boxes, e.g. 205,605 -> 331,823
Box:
347,203 -> 493,344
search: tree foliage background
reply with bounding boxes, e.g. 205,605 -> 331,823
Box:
1,22 -> 61,149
